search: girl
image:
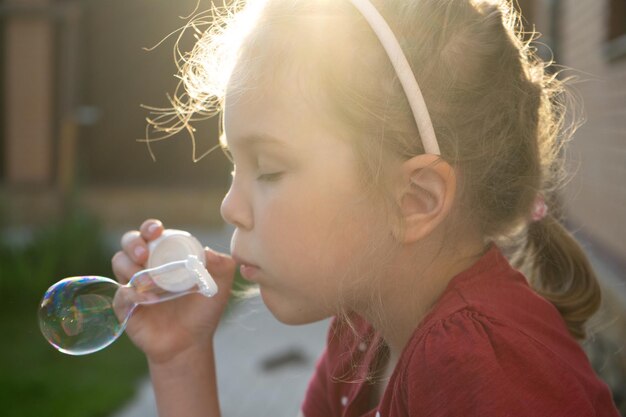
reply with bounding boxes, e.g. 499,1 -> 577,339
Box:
112,0 -> 621,416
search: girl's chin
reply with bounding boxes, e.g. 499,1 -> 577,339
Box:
259,287 -> 330,325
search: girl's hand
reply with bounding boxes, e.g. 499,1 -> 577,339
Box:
111,219 -> 236,364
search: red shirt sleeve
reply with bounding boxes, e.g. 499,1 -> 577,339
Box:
403,309 -> 618,417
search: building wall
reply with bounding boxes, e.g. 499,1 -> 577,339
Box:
556,0 -> 626,258
79,0 -> 230,189
3,0 -> 55,185
1,0 -> 231,229
4,0 -> 625,236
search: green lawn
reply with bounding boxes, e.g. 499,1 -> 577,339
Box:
0,306 -> 146,417
0,210 -> 148,417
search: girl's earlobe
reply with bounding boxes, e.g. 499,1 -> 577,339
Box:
396,155 -> 456,243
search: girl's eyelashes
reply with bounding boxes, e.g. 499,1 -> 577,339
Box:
228,152 -> 287,183
229,166 -> 283,182
257,172 -> 284,182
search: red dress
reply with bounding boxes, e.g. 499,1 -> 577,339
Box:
301,245 -> 620,417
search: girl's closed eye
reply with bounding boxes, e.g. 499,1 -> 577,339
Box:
256,154 -> 288,182
257,171 -> 284,182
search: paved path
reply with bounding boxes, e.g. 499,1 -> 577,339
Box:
109,226 -> 330,417
111,298 -> 329,417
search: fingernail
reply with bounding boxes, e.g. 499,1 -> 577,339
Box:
205,247 -> 221,264
148,222 -> 161,235
134,246 -> 147,259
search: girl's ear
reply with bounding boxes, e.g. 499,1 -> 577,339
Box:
394,154 -> 456,243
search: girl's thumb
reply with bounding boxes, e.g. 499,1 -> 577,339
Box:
204,247 -> 236,279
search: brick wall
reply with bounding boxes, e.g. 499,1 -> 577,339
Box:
556,0 -> 626,258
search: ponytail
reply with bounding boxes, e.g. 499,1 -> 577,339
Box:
515,211 -> 602,340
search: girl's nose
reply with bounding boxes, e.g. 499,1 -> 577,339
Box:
220,182 -> 253,230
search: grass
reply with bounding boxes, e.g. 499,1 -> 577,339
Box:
0,310 -> 146,417
0,209 -> 148,417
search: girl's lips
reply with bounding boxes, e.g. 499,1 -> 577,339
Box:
239,264 -> 260,282
231,254 -> 260,281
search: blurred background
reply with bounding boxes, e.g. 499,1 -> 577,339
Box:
0,0 -> 624,416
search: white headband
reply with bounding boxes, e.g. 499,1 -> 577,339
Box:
347,0 -> 441,155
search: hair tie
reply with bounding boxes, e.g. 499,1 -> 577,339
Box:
531,194 -> 548,222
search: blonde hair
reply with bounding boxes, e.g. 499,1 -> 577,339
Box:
147,0 -> 601,339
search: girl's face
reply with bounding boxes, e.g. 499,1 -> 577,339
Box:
221,79 -> 387,325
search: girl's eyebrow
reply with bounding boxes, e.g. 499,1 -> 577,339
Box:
228,133 -> 290,150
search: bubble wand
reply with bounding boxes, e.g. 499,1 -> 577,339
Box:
38,231 -> 218,356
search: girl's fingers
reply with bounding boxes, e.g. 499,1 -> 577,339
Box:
120,230 -> 148,265
140,219 -> 163,242
204,247 -> 237,282
204,248 -> 236,306
111,251 -> 143,285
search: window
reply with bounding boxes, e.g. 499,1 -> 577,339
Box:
609,0 -> 626,40
606,0 -> 626,60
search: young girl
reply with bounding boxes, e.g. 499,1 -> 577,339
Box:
112,0 -> 621,415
